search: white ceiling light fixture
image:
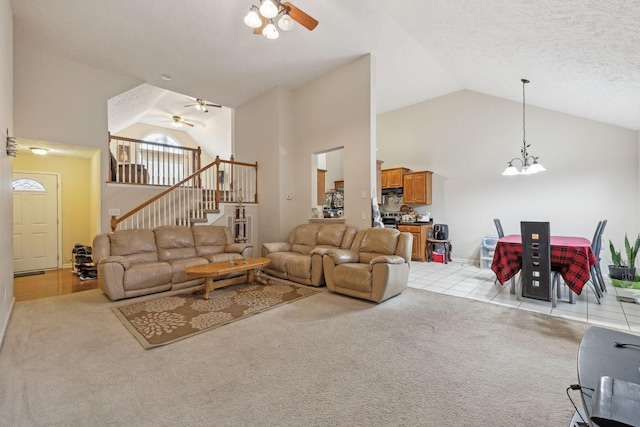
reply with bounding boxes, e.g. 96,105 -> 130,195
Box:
243,6 -> 262,28
278,13 -> 295,31
502,79 -> 545,176
259,0 -> 279,19
30,147 -> 49,155
262,20 -> 279,39
243,1 -> 318,40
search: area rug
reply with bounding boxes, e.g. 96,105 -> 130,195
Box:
112,281 -> 320,349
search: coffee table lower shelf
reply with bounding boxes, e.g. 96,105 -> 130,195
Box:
185,257 -> 271,300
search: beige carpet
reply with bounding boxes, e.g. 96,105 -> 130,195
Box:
113,281 -> 320,349
0,286 -> 591,426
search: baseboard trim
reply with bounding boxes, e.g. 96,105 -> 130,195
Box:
0,297 -> 16,353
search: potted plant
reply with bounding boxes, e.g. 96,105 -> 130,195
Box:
609,234 -> 640,281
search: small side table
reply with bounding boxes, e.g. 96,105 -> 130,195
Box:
427,238 -> 452,264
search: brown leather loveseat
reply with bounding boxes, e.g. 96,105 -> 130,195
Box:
261,223 -> 357,286
93,225 -> 251,301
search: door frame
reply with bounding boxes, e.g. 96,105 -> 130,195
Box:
13,169 -> 63,270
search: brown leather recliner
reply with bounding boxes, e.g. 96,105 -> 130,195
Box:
321,228 -> 413,303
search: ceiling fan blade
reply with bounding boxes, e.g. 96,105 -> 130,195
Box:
183,122 -> 194,127
283,2 -> 318,31
184,104 -> 197,107
205,103 -> 222,108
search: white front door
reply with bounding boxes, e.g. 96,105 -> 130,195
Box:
13,172 -> 60,272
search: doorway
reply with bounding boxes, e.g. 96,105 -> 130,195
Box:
12,171 -> 61,273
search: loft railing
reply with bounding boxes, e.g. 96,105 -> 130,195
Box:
110,156 -> 258,231
108,133 -> 201,186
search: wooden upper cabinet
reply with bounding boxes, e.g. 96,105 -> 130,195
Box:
403,171 -> 433,205
381,167 -> 410,189
334,180 -> 344,190
317,169 -> 327,205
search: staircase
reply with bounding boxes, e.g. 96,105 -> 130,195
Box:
111,156 -> 258,231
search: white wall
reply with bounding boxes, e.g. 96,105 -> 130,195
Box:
236,56 -> 375,243
235,86 -> 296,245
292,55 -> 375,230
13,45 -> 143,233
0,0 -> 13,347
378,90 -> 639,264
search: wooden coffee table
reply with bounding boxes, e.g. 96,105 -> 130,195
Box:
185,257 -> 271,300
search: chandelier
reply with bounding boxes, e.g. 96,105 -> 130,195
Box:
502,79 -> 545,176
243,1 -> 318,40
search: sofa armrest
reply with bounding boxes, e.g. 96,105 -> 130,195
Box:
98,255 -> 131,270
262,242 -> 292,255
370,255 -> 406,266
324,248 -> 359,265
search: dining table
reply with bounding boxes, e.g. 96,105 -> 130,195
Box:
491,234 -> 597,296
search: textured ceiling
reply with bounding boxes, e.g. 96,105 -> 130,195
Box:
10,0 -> 640,135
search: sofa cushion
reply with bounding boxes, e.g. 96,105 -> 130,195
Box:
123,262 -> 173,291
317,224 -> 348,247
291,244 -> 314,255
290,224 -> 320,247
334,263 -> 372,292
359,228 -> 400,255
168,257 -> 209,284
285,253 -> 312,281
192,226 -> 233,257
110,229 -> 158,264
155,226 -> 197,261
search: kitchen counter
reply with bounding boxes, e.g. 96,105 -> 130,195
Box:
397,223 -> 432,261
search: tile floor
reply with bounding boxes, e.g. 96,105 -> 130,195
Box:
408,260 -> 640,334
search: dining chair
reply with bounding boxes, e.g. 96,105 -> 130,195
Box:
517,221 -> 565,307
591,219 -> 608,294
493,218 -> 505,285
493,218 -> 504,238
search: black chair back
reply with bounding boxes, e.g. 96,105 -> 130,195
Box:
494,218 -> 504,238
595,219 -> 607,257
520,221 -> 552,301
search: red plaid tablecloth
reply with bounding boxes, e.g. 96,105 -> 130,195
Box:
491,234 -> 597,295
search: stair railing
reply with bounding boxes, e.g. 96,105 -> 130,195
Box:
111,156 -> 258,231
108,133 -> 201,186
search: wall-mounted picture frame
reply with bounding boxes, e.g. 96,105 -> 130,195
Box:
118,145 -> 130,163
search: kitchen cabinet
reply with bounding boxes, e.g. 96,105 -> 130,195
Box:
403,171 -> 432,205
317,169 -> 326,205
381,167 -> 410,189
334,180 -> 344,190
398,223 -> 431,262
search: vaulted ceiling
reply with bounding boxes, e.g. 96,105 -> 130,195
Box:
11,0 -> 640,132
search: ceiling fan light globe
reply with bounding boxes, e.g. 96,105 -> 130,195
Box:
244,9 -> 262,28
259,0 -> 279,19
263,22 -> 279,39
278,14 -> 295,31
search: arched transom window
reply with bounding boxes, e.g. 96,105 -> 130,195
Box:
13,178 -> 45,191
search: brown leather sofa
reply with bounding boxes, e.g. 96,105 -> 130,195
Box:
261,223 -> 357,286
322,227 -> 413,303
93,225 -> 251,301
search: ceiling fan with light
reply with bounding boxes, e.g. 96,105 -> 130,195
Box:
164,115 -> 194,128
244,1 -> 318,40
184,97 -> 221,113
